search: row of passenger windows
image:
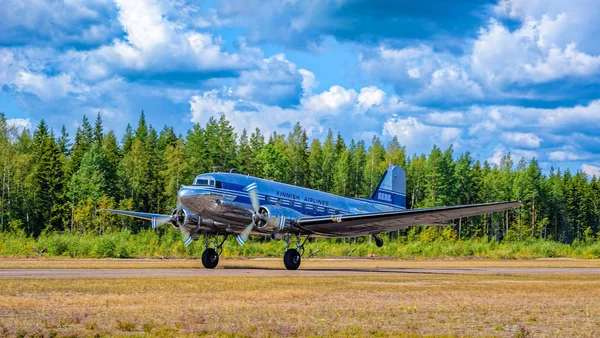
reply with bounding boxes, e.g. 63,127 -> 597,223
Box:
263,196 -> 340,214
193,177 -> 340,214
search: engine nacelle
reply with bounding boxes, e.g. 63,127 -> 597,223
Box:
256,205 -> 303,232
170,207 -> 199,230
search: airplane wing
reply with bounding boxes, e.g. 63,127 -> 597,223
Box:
100,209 -> 172,229
294,201 -> 520,237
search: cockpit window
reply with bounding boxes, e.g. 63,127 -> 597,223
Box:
193,176 -> 217,186
194,179 -> 209,186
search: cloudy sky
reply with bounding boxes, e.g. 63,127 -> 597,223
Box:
1,0 -> 600,175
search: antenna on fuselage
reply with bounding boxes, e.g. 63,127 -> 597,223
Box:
211,166 -> 223,173
229,168 -> 238,173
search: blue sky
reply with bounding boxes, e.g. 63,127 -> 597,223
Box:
1,0 -> 600,175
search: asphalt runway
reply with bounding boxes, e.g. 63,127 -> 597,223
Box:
2,267 -> 600,278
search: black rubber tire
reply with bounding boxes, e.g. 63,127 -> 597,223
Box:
201,248 -> 219,269
283,249 -> 301,270
374,236 -> 384,248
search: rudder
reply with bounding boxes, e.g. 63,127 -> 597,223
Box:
370,165 -> 406,208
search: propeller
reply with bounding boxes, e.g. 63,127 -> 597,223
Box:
180,225 -> 193,247
151,215 -> 172,230
172,208 -> 194,247
237,183 -> 261,246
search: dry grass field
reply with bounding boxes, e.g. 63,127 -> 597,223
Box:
1,258 -> 600,337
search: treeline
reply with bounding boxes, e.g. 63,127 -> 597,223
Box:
0,112 -> 599,244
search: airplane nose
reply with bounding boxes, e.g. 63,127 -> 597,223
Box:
177,186 -> 212,215
178,187 -> 197,205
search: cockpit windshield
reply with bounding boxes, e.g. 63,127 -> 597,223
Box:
195,179 -> 210,186
193,176 -> 215,186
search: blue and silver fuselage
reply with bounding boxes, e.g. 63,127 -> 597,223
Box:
177,172 -> 405,233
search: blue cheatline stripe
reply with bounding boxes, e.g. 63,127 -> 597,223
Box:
245,183 -> 257,191
236,235 -> 245,246
184,237 -> 193,246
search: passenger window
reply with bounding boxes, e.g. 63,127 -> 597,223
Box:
301,203 -> 306,209
215,181 -> 222,189
209,180 -> 214,186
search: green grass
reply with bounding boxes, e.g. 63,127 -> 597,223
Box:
1,271 -> 600,337
3,227 -> 600,259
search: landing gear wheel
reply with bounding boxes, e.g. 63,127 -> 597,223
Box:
202,248 -> 219,269
283,249 -> 301,270
374,235 -> 384,248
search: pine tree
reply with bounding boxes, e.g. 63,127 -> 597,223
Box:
547,167 -> 565,240
349,140 -> 366,197
321,130 -> 336,192
68,143 -> 107,206
217,115 -> 237,169
93,112 -> 103,145
70,116 -> 94,175
287,123 -> 309,187
161,138 -> 189,209
259,133 -> 289,182
122,124 -> 134,154
57,125 -> 72,156
184,123 -> 206,179
237,129 -> 252,174
248,128 -> 265,177
406,154 -> 427,208
334,149 -> 351,196
425,145 -> 444,207
157,126 -> 177,154
102,131 -> 121,199
308,139 -> 324,190
135,111 -> 148,144
204,117 -> 219,170
0,114 -> 10,232
31,123 -> 67,235
385,137 -> 406,168
364,136 -> 386,196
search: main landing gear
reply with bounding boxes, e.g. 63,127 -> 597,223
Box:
201,234 -> 227,269
283,234 -> 311,270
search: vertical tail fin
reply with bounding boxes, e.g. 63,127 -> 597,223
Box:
370,165 -> 406,208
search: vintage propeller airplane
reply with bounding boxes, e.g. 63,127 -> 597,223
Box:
102,165 -> 519,270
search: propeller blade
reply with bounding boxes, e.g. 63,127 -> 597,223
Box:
236,222 -> 254,246
151,215 -> 172,229
179,226 -> 193,247
246,183 -> 260,212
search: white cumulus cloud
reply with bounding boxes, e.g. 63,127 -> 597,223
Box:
582,164 -> 600,178
383,116 -> 462,151
501,132 -> 542,149
6,118 -> 32,131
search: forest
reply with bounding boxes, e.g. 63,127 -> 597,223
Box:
0,111 -> 599,249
